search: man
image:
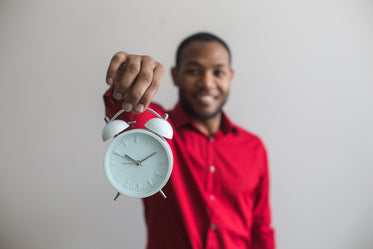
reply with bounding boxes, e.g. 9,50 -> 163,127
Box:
104,32 -> 275,249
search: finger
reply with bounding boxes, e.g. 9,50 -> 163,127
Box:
113,55 -> 142,101
122,56 -> 157,112
106,52 -> 128,86
135,62 -> 164,112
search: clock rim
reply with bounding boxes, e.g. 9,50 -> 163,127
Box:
103,128 -> 173,198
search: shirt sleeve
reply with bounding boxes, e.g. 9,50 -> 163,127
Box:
251,142 -> 276,249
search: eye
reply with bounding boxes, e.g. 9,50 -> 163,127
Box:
186,68 -> 200,76
214,69 -> 225,77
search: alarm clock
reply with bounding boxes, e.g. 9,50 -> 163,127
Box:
102,108 -> 173,200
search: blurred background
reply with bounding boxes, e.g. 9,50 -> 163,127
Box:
0,0 -> 372,248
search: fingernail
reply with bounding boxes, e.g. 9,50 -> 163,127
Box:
107,78 -> 113,85
123,103 -> 133,112
135,104 -> 144,113
114,92 -> 122,100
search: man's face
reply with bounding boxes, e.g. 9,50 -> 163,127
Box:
172,41 -> 234,121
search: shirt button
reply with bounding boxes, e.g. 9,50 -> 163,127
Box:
211,224 -> 217,230
210,166 -> 216,172
208,137 -> 214,142
209,195 -> 215,201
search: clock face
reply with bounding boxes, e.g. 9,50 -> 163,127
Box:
104,129 -> 173,198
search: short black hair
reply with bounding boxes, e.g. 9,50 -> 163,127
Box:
175,32 -> 231,68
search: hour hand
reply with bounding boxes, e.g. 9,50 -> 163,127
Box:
113,153 -> 139,165
125,155 -> 141,166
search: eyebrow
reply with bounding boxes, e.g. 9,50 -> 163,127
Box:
185,61 -> 228,68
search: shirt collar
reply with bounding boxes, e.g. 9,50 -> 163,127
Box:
170,103 -> 238,135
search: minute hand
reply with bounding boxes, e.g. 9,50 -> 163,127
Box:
140,152 -> 157,163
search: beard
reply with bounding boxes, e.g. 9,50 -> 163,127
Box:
178,90 -> 229,121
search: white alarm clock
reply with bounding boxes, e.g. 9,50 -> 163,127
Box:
102,108 -> 173,200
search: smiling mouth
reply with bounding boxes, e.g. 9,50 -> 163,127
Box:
196,95 -> 217,105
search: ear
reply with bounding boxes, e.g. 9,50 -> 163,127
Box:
229,68 -> 235,82
171,67 -> 178,86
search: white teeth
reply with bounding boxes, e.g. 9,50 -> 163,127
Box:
201,96 -> 213,101
198,95 -> 214,104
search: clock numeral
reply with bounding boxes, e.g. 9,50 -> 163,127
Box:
155,169 -> 167,177
131,183 -> 148,192
123,180 -> 129,187
147,179 -> 153,187
121,140 -> 128,147
145,138 -> 153,147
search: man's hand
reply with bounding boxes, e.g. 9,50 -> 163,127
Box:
106,52 -> 165,113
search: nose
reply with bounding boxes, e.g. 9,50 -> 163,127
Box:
198,71 -> 214,89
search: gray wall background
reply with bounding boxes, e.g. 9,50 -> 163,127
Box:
1,0 -> 372,248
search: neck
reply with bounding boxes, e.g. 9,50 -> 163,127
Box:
192,113 -> 222,136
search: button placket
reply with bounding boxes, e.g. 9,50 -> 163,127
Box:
210,165 -> 216,172
206,137 -> 216,209
205,137 -> 219,248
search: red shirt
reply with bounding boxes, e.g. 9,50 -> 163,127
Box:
104,90 -> 275,249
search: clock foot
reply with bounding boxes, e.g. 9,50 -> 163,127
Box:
114,192 -> 121,201
159,190 -> 167,199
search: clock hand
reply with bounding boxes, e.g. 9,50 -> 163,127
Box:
113,153 -> 137,165
125,154 -> 141,166
140,152 -> 157,163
